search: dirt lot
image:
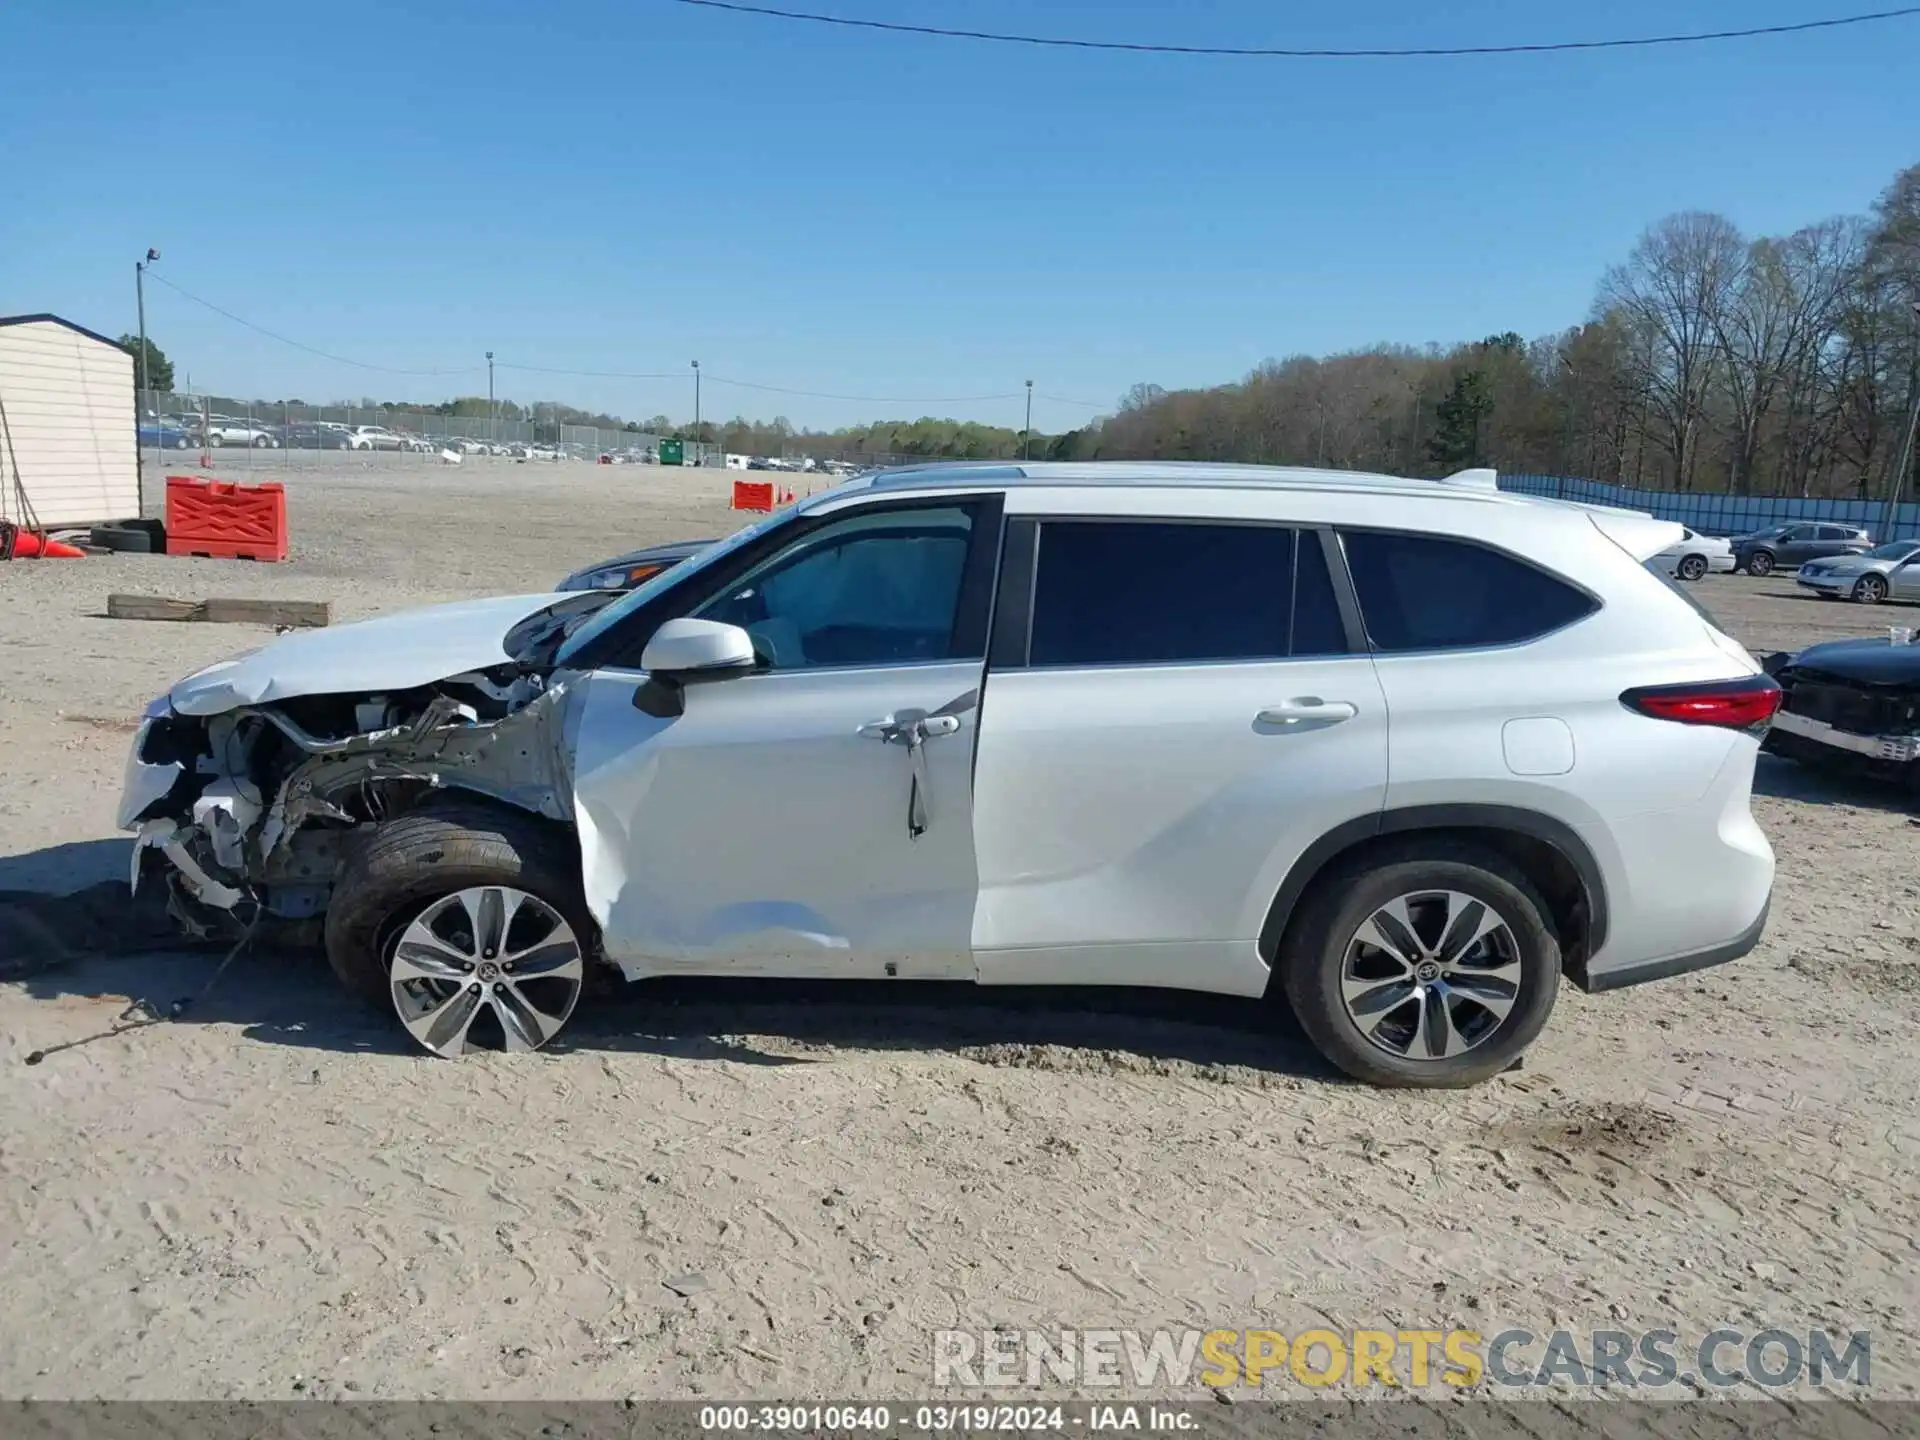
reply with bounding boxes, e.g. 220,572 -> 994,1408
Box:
1,457 -> 1916,1404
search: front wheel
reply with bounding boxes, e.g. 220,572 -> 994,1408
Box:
1278,841 -> 1561,1088
325,799 -> 595,1056
1677,554 -> 1709,582
1853,574 -> 1888,604
1747,550 -> 1775,577
207,433 -> 224,448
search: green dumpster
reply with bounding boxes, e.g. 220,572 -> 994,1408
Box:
658,438 -> 684,466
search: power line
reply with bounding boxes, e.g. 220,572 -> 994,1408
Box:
494,362 -> 687,379
144,275 -> 1116,412
669,0 -> 1920,57
708,374 -> 1025,404
146,273 -> 483,377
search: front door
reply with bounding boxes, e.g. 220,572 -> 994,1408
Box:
570,495 -> 1002,980
968,516 -> 1389,998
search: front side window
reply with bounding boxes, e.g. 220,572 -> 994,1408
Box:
695,506 -> 976,670
1028,520 -> 1320,667
1340,530 -> 1597,652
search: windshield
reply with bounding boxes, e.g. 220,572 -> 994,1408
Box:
555,508 -> 798,666
1864,542 -> 1920,560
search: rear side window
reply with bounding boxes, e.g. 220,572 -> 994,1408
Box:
1340,530 -> 1597,652
1030,521 -> 1318,666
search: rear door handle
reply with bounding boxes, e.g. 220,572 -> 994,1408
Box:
1258,698 -> 1358,725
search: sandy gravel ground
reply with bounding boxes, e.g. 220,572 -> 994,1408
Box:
1,457 -> 1916,1406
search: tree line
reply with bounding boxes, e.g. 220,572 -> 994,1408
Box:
1084,160 -> 1920,499
126,158 -> 1918,494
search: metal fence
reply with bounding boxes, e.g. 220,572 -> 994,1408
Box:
1498,473 -> 1920,539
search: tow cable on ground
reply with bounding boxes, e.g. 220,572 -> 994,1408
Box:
23,912 -> 260,1066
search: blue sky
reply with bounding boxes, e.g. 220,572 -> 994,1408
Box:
4,1 -> 1916,432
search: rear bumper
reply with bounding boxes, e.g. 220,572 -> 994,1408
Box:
1571,892 -> 1769,993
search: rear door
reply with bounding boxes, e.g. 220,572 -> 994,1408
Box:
968,511 -> 1388,997
1815,524 -> 1865,558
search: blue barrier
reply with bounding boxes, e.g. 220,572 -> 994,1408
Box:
1496,474 -> 1920,540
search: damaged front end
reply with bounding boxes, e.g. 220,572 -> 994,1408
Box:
1762,638 -> 1920,788
119,591 -> 609,939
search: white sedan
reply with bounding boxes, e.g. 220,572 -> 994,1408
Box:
1655,528 -> 1736,582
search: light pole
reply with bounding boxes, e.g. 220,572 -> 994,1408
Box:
135,248 -> 158,492
1879,301 -> 1920,541
1023,379 -> 1033,461
691,359 -> 701,465
486,351 -> 495,445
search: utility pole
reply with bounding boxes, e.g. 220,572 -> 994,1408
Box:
1879,302 -> 1920,542
486,351 -> 495,445
135,248 -> 158,496
691,360 -> 701,465
1023,379 -> 1033,461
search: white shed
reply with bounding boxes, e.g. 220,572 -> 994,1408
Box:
0,314 -> 139,528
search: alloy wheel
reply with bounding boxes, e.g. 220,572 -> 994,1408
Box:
388,886 -> 583,1057
1749,551 -> 1774,576
1678,556 -> 1707,582
1855,574 -> 1887,603
1339,890 -> 1523,1061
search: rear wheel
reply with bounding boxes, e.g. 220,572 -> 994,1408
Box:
1677,554 -> 1708,582
1279,841 -> 1561,1088
325,799 -> 595,1056
1747,550 -> 1775,577
1853,573 -> 1888,604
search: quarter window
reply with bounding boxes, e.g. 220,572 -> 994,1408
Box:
1340,530 -> 1597,652
1027,521 -> 1342,667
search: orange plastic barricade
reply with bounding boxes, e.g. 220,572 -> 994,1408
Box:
731,480 -> 775,512
164,475 -> 289,562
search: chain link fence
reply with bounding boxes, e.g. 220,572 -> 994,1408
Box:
138,392 -> 724,471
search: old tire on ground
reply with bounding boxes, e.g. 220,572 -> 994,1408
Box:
325,798 -> 597,1055
1853,573 -> 1888,604
1278,839 -> 1561,1089
89,524 -> 153,553
1747,550 -> 1775,577
1677,554 -> 1709,582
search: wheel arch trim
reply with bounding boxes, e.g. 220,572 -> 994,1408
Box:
1257,803 -> 1610,968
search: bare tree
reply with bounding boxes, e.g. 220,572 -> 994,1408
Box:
1597,212 -> 1746,489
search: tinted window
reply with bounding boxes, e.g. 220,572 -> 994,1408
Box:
696,505 -> 974,670
1340,531 -> 1597,652
1029,521 -> 1299,667
1817,525 -> 1858,541
1291,531 -> 1348,658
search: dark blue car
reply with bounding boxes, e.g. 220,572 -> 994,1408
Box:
138,420 -> 194,450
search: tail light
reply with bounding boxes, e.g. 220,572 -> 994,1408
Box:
1620,676 -> 1782,732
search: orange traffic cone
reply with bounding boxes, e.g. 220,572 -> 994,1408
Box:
3,526 -> 85,558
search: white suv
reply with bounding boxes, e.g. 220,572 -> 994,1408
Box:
118,463 -> 1778,1085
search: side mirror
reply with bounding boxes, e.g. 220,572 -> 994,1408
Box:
640,618 -> 757,676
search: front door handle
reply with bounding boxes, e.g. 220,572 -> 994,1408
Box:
1258,698 -> 1358,725
858,710 -> 962,743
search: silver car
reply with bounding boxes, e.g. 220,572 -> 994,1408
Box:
1795,540 -> 1920,604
